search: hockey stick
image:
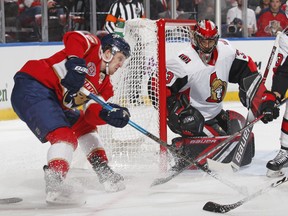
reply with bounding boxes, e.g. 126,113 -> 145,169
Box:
80,88 -> 247,194
207,97 -> 287,173
150,112 -> 267,186
203,176 -> 288,213
0,197 -> 23,204
208,32 -> 282,172
228,31 -> 281,171
152,32 -> 283,185
151,97 -> 287,186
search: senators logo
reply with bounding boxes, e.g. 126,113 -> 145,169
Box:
206,72 -> 227,103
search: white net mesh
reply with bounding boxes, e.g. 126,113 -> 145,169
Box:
97,18 -> 196,172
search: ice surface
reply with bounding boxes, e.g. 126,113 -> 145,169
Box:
0,102 -> 287,216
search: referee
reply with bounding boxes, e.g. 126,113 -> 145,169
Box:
104,0 -> 145,33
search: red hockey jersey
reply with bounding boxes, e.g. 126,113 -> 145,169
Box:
18,31 -> 113,126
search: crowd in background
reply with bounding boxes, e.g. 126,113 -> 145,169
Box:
2,0 -> 288,43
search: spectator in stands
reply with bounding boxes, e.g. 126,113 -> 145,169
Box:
249,0 -> 261,10
255,0 -> 288,37
195,0 -> 230,22
104,0 -> 145,34
281,0 -> 288,17
149,0 -> 167,20
197,0 -> 215,21
175,0 -> 198,20
158,0 -> 184,19
16,0 -> 41,40
96,1 -> 116,30
255,0 -> 270,19
16,0 -> 65,41
226,0 -> 257,37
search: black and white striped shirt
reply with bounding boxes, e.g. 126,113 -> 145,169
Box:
104,0 -> 145,33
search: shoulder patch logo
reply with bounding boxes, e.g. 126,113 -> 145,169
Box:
87,62 -> 96,76
178,54 -> 191,64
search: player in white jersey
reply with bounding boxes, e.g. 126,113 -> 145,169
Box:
265,28 -> 288,177
164,19 -> 280,171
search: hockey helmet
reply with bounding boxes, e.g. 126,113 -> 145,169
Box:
101,33 -> 131,58
193,19 -> 219,54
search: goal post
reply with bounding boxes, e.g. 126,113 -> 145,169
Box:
96,18 -> 197,172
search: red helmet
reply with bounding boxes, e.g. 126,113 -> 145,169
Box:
193,19 -> 219,54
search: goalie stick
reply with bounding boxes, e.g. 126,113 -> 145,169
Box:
203,176 -> 288,213
0,197 -> 23,204
150,115 -> 263,187
208,31 -> 282,172
151,97 -> 287,186
228,31 -> 281,171
152,31 -> 283,186
80,88 -> 247,195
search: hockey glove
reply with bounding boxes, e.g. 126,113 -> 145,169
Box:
99,103 -> 130,128
259,91 -> 280,124
61,57 -> 88,94
167,94 -> 204,137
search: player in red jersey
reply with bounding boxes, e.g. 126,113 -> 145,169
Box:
11,31 -> 131,204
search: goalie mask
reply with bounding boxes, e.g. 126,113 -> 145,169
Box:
193,19 -> 219,64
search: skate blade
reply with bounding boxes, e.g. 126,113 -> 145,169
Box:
266,169 -> 284,178
46,197 -> 86,206
46,192 -> 86,206
103,181 -> 126,193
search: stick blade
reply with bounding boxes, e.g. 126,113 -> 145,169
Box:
0,197 -> 23,204
203,201 -> 228,213
150,177 -> 172,187
207,159 -> 234,173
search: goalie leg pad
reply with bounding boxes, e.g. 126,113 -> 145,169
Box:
171,134 -> 255,169
204,110 -> 246,137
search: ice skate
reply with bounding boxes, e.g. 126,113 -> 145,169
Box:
266,149 -> 288,178
44,166 -> 85,205
93,161 -> 125,192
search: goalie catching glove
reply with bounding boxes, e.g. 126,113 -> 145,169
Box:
99,103 -> 130,128
167,94 -> 204,137
259,91 -> 280,124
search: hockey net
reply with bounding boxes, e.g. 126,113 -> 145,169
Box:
74,19 -> 196,172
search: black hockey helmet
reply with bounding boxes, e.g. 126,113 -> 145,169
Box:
101,33 -> 131,58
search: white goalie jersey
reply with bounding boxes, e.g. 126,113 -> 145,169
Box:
278,30 -> 288,60
166,39 -> 251,121
271,29 -> 288,96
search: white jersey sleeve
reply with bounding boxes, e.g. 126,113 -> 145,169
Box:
279,31 -> 288,56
